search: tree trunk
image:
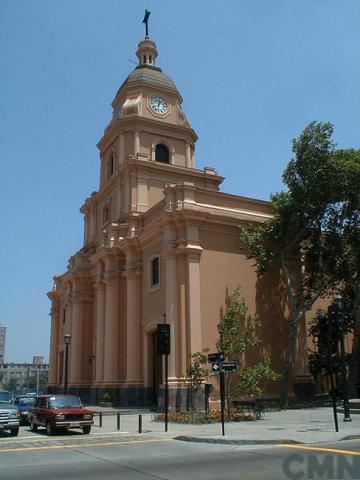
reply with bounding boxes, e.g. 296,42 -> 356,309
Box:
348,288 -> 360,396
280,294 -> 320,407
280,308 -> 303,407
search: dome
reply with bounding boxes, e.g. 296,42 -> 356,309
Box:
114,37 -> 180,100
123,64 -> 178,93
115,64 -> 179,100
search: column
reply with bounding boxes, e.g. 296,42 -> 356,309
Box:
118,131 -> 125,165
124,271 -> 141,382
185,141 -> 191,168
165,254 -> 177,379
178,254 -> 187,376
103,269 -> 118,383
94,280 -> 105,384
48,305 -> 59,386
69,297 -> 82,384
134,130 -> 140,156
187,253 -> 202,353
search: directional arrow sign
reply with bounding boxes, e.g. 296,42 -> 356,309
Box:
212,362 -> 221,373
208,352 -> 225,363
222,362 -> 237,372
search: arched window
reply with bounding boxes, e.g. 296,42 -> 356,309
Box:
103,205 -> 110,225
155,144 -> 170,163
151,257 -> 160,287
107,153 -> 114,179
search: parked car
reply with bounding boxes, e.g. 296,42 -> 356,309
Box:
28,394 -> 94,435
0,390 -> 19,436
13,395 -> 37,425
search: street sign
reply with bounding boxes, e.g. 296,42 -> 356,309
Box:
222,362 -> 237,372
211,362 -> 221,373
208,352 -> 225,363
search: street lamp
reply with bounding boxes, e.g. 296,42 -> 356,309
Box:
335,294 -> 351,422
64,333 -> 71,395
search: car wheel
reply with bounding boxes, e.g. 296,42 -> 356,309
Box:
30,418 -> 38,432
83,425 -> 91,434
9,427 -> 19,437
46,421 -> 54,436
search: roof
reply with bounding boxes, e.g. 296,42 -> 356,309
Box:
115,64 -> 179,98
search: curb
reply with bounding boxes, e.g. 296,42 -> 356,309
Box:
174,434 -> 360,446
174,436 -> 302,445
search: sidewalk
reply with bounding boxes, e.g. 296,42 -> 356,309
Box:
87,406 -> 360,445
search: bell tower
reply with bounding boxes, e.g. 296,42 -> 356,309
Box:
81,14 -> 223,246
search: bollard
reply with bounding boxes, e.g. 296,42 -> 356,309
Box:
99,411 -> 103,428
138,414 -> 142,434
117,413 -> 120,431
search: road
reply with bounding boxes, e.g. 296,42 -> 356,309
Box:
1,431 -> 360,480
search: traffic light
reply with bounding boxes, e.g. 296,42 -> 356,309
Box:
318,315 -> 329,349
157,324 -> 170,355
328,304 -> 341,342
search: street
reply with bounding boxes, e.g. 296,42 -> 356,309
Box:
1,432 -> 360,480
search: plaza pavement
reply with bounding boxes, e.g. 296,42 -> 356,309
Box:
87,404 -> 360,446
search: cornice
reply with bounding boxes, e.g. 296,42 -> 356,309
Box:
97,116 -> 198,152
70,292 -> 94,304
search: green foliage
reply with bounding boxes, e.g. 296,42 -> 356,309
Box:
153,409 -> 253,424
181,349 -> 209,391
240,121 -> 360,403
102,391 -> 113,403
308,308 -> 352,381
180,348 -> 209,410
238,360 -> 281,397
217,287 -> 261,355
216,287 -> 279,404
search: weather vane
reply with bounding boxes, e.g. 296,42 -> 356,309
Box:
142,9 -> 151,37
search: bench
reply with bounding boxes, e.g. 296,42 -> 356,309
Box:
233,399 -> 265,419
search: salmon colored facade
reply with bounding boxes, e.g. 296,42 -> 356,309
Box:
47,35 -> 312,406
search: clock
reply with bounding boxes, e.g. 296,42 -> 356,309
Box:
150,96 -> 168,115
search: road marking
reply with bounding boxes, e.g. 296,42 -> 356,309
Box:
0,432 -> 131,445
0,438 -> 170,453
280,444 -> 360,456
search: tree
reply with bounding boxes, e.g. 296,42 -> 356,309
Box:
217,287 -> 279,412
240,122 -> 360,404
181,349 -> 209,411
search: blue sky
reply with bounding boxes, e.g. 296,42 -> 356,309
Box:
0,0 -> 359,363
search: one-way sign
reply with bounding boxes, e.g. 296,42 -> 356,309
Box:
211,362 -> 221,373
222,362 -> 237,372
208,352 -> 225,363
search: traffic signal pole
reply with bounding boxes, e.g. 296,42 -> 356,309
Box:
334,295 -> 352,422
326,310 -> 339,432
157,320 -> 170,432
219,366 -> 225,436
165,350 -> 169,432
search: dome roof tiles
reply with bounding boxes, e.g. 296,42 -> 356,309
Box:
115,64 -> 179,99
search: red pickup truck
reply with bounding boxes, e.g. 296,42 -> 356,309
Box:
28,394 -> 94,435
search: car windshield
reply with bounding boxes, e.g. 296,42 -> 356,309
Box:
48,395 -> 82,408
18,398 -> 36,406
0,392 -> 11,402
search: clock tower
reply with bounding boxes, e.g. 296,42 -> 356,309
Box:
81,33 -> 223,243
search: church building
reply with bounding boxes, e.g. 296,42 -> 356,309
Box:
47,27 -> 310,405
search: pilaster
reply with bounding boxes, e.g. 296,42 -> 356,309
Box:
48,300 -> 60,385
69,291 -> 94,385
122,268 -> 142,383
94,267 -> 106,384
103,257 -> 119,383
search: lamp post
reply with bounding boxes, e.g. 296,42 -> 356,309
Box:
335,294 -> 351,422
64,333 -> 71,395
217,324 -> 225,436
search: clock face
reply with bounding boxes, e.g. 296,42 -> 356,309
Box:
150,96 -> 168,115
